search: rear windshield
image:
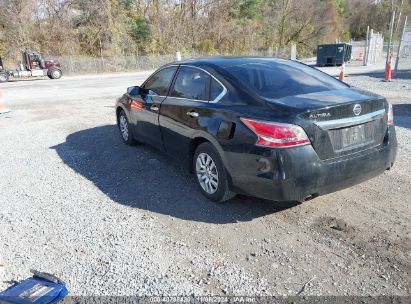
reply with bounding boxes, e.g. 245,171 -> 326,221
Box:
224,60 -> 348,99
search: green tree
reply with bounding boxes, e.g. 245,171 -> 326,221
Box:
127,16 -> 151,51
231,0 -> 264,20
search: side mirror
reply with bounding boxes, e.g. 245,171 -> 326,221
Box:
127,86 -> 142,96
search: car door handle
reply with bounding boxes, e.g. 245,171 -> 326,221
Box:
186,111 -> 199,118
150,104 -> 159,112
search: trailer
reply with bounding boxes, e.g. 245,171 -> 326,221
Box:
0,50 -> 62,83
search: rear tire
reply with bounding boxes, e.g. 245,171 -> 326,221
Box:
193,142 -> 235,203
0,72 -> 9,83
47,69 -> 62,79
118,110 -> 136,145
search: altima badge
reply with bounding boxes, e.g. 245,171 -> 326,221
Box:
309,112 -> 331,119
353,104 -> 362,116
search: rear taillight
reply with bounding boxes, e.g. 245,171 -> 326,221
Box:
387,102 -> 394,125
240,118 -> 310,148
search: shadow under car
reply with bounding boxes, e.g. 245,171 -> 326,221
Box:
51,125 -> 300,224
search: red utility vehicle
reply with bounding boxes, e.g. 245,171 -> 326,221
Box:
0,50 -> 62,83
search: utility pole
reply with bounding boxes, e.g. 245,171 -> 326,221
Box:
395,16 -> 408,74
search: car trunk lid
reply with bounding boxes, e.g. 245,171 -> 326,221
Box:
266,88 -> 388,160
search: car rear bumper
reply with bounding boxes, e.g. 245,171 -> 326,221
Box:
227,126 -> 397,202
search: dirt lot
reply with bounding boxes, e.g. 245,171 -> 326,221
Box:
0,66 -> 410,297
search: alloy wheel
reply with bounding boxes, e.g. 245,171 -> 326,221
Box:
119,115 -> 129,141
196,152 -> 219,194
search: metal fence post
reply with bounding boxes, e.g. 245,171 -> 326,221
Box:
370,29 -> 375,64
290,43 -> 297,60
364,26 -> 370,65
267,46 -> 273,57
386,11 -> 396,69
176,51 -> 181,61
395,16 -> 408,75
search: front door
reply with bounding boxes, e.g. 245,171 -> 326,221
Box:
130,66 -> 178,149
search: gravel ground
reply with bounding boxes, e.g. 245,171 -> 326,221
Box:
0,65 -> 410,297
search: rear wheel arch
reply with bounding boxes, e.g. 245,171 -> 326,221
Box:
190,133 -> 228,164
189,137 -> 209,171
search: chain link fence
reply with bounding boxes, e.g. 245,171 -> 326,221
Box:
1,46 -> 307,76
350,40 -> 367,62
365,30 -> 384,65
52,54 -> 175,75
350,31 -> 384,66
48,47 -> 298,75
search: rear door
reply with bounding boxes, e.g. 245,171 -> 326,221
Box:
130,66 -> 178,149
159,66 -> 224,160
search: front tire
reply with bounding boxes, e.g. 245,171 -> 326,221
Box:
0,72 -> 9,83
193,142 -> 235,202
118,110 -> 136,145
48,69 -> 62,79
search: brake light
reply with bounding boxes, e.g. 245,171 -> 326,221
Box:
240,118 -> 310,148
387,102 -> 394,125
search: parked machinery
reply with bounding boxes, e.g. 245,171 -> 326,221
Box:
316,43 -> 352,67
0,56 -> 8,83
0,50 -> 62,83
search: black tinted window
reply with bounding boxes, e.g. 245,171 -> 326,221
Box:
170,67 -> 210,101
144,66 -> 177,96
224,60 -> 347,99
210,78 -> 224,101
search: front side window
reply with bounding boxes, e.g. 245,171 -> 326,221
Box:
170,67 -> 210,101
143,66 -> 178,96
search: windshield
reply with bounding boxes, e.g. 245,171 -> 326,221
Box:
224,60 -> 348,99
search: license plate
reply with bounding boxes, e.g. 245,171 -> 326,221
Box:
341,124 -> 366,148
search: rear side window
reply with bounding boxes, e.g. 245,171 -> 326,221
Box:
210,78 -> 224,101
224,60 -> 348,99
170,67 -> 210,101
143,66 -> 177,96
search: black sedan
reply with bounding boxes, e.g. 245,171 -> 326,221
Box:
115,58 -> 397,202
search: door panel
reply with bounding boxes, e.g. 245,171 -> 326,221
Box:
129,94 -> 166,149
129,66 -> 178,149
159,66 -> 212,160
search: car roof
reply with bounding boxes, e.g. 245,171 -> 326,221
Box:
166,57 -> 291,69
